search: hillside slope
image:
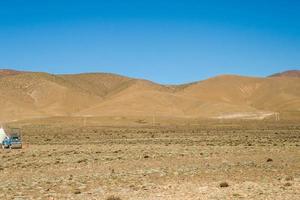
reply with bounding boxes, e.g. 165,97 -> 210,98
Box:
0,72 -> 102,121
269,70 -> 300,78
0,70 -> 299,122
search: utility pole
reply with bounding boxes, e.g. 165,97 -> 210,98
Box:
275,113 -> 280,121
152,112 -> 156,127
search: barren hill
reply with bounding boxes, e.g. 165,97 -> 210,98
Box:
0,69 -> 299,122
269,70 -> 300,78
0,69 -> 25,77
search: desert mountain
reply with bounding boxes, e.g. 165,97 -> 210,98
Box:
0,70 -> 299,122
269,70 -> 300,78
0,69 -> 25,77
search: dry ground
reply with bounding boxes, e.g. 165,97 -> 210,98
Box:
0,120 -> 299,200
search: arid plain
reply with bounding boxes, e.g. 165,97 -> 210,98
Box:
1,118 -> 299,200
0,70 -> 299,199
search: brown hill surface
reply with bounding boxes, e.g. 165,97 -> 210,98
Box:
0,70 -> 299,122
60,73 -> 134,97
179,75 -> 300,114
0,69 -> 25,77
0,72 -> 102,121
269,70 -> 300,78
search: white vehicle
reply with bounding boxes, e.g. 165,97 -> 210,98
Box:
1,128 -> 22,149
0,127 -> 7,144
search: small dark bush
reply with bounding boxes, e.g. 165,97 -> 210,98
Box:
219,182 -> 229,188
106,195 -> 122,200
285,176 -> 293,181
73,189 -> 81,194
266,158 -> 273,162
284,182 -> 292,187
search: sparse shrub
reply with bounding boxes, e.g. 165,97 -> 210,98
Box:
54,160 -> 60,164
74,190 -> 81,194
266,158 -> 273,162
219,182 -> 229,188
284,182 -> 292,187
106,195 -> 121,200
77,159 -> 87,163
285,176 -> 294,181
73,189 -> 81,194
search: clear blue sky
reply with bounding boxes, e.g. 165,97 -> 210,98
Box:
0,0 -> 299,84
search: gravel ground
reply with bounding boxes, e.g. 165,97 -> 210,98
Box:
0,122 -> 299,199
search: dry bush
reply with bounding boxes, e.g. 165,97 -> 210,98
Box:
106,195 -> 122,200
219,182 -> 229,188
284,182 -> 292,187
285,176 -> 294,181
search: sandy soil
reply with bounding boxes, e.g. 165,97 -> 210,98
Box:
0,121 -> 299,200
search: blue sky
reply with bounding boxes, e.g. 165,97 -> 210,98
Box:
0,0 -> 299,84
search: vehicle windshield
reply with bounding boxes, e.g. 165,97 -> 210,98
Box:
11,136 -> 20,141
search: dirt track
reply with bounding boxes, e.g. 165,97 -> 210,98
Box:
0,121 -> 299,199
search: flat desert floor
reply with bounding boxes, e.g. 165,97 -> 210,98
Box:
0,120 -> 299,200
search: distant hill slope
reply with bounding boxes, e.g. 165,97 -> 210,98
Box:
269,70 -> 300,78
0,69 -> 299,122
0,69 -> 25,77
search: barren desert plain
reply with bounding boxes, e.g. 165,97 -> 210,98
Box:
0,117 -> 299,200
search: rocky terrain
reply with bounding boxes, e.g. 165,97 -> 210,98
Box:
0,120 -> 299,199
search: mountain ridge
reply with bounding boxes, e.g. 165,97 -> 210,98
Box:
0,69 -> 299,122
269,70 -> 300,78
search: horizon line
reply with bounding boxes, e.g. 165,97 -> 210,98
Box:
0,68 -> 299,85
